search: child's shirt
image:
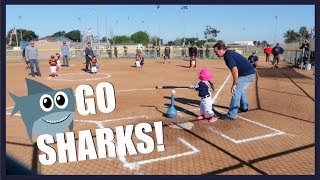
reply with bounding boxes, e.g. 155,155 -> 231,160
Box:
49,59 -> 57,66
91,58 -> 98,66
136,55 -> 141,61
193,81 -> 212,98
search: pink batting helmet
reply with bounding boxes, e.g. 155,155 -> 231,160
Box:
199,68 -> 213,81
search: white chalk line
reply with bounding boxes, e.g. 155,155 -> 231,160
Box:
74,115 -> 148,124
215,108 -> 286,134
209,128 -> 285,144
6,112 -> 21,116
47,72 -> 112,81
91,122 -> 199,172
212,73 -> 232,103
117,88 -> 155,92
119,137 -> 199,170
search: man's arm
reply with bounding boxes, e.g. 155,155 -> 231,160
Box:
230,66 -> 239,94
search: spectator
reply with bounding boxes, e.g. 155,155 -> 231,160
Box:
25,41 -> 42,77
156,46 -> 161,59
60,41 -> 70,67
114,46 -> 118,58
299,40 -> 310,68
205,45 -> 210,59
123,46 -> 128,57
247,51 -> 259,68
84,42 -> 94,72
199,45 -> 204,59
263,44 -> 272,62
271,43 -> 284,68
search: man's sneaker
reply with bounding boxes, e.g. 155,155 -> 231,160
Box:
238,108 -> 248,113
209,115 -> 218,123
197,115 -> 205,120
220,115 -> 236,120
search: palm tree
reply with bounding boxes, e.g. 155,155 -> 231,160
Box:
283,30 -> 301,43
299,26 -> 311,41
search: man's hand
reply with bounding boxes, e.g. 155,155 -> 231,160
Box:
231,84 -> 236,94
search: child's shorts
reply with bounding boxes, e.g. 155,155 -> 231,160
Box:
50,66 -> 57,73
135,60 -> 141,67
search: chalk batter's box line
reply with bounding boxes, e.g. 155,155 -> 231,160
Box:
81,117 -> 200,171
117,137 -> 200,171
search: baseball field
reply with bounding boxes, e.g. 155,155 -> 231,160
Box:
5,56 -> 315,175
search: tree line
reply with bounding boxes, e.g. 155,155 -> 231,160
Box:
6,25 -> 313,47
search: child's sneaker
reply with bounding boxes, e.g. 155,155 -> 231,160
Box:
209,115 -> 218,123
197,115 -> 205,120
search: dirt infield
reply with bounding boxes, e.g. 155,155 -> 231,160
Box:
5,57 -> 315,175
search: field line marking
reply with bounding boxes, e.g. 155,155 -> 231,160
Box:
118,88 -> 155,92
6,112 -> 21,116
209,128 -> 285,144
215,108 -> 285,134
47,72 -> 111,81
96,122 -> 105,129
74,115 -> 147,124
212,73 -> 231,103
119,137 -> 199,170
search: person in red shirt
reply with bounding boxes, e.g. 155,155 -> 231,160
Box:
264,44 -> 272,62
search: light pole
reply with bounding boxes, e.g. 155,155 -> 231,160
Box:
90,7 -> 101,49
274,15 -> 277,44
77,17 -> 82,44
18,16 -> 23,47
181,5 -> 188,46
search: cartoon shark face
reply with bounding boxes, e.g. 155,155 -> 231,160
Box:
9,78 -> 75,142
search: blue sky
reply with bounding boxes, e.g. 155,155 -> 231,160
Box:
6,5 -> 315,44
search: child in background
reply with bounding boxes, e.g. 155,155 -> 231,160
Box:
49,55 -> 58,77
163,54 -> 170,64
189,68 -> 218,122
55,53 -> 61,71
135,54 -> 142,68
190,55 -> 196,68
91,56 -> 99,74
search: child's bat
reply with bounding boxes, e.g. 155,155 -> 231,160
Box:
155,85 -> 191,89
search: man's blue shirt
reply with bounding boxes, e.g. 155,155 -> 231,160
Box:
224,50 -> 255,76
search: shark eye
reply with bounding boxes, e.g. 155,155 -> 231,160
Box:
39,94 -> 53,112
54,91 -> 69,109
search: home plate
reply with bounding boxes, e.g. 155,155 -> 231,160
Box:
169,122 -> 194,130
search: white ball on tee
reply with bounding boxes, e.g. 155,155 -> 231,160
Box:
172,90 -> 176,94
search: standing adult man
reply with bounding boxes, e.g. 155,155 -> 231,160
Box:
156,46 -> 161,59
263,44 -> 272,62
25,41 -> 42,77
114,46 -> 118,58
84,42 -> 94,72
213,42 -> 255,120
60,41 -> 70,67
271,43 -> 284,68
123,46 -> 128,57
